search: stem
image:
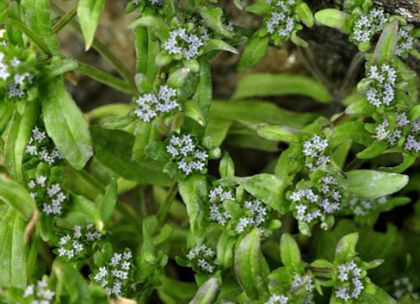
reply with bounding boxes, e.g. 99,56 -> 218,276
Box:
157,183 -> 178,225
77,61 -> 137,94
338,52 -> 365,100
52,6 -> 77,33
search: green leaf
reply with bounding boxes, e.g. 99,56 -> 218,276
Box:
360,283 -> 397,304
217,230 -> 236,268
77,0 -> 105,50
234,229 -> 269,300
130,15 -> 169,41
210,100 -> 316,129
280,233 -> 302,271
205,117 -> 231,147
178,174 -> 208,237
132,121 -> 153,161
0,175 -> 35,220
5,101 -> 38,181
340,170 -> 409,199
64,195 -> 101,229
21,0 -> 58,52
0,207 -> 27,289
91,127 -> 172,186
199,6 -> 233,37
296,3 -> 314,28
99,179 -> 117,228
202,39 -> 238,55
233,73 -> 332,103
246,3 -> 270,15
190,277 -> 219,304
374,21 -> 399,62
357,141 -> 388,159
192,58 -> 212,125
334,232 -> 358,263
219,153 -> 235,178
40,77 -> 93,170
314,9 -> 350,33
235,174 -> 286,212
238,33 -> 269,71
53,260 -> 93,304
251,123 -> 299,143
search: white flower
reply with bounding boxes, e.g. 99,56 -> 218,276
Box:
265,294 -> 289,304
365,64 -> 397,107
23,278 -> 55,303
335,260 -> 364,301
186,244 -> 217,273
302,135 -> 330,170
395,27 -> 415,56
352,7 -> 388,44
166,134 -> 208,175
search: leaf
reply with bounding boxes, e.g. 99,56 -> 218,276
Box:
5,101 -> 38,181
356,141 -> 388,159
130,15 -> 169,41
178,174 -> 208,237
99,179 -> 117,228
0,207 -> 27,289
210,100 -> 316,129
314,9 -> 350,33
235,174 -> 286,212
77,0 -> 105,50
205,117 -> 231,147
219,153 -> 235,178
334,232 -> 358,263
53,260 -> 93,304
233,73 -> 332,103
217,230 -> 236,268
40,77 -> 93,170
296,3 -> 314,28
192,58 -> 212,125
21,0 -> 58,52
374,21 -> 399,62
199,7 -> 233,37
360,283 -> 397,304
190,277 -> 219,304
251,123 -> 299,143
238,33 -> 269,71
64,195 -> 101,230
0,175 -> 35,220
91,127 -> 172,186
132,121 -> 152,161
202,39 -> 237,55
340,170 -> 409,199
280,233 -> 302,271
234,229 -> 269,300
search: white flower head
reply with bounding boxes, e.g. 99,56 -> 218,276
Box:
265,294 -> 289,304
265,0 -> 298,40
365,64 -> 397,107
186,244 -> 217,273
335,260 -> 364,301
23,278 -> 55,303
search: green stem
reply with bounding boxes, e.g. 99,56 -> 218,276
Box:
4,17 -> 51,55
77,61 -> 137,94
52,6 -> 77,33
157,183 -> 178,225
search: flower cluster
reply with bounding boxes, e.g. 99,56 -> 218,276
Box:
291,274 -> 315,303
302,135 -> 330,170
347,196 -> 387,217
131,0 -> 162,6
93,249 -> 133,297
334,260 -> 364,301
393,276 -> 419,299
364,63 -> 397,108
25,126 -> 63,165
265,0 -> 299,41
351,7 -> 388,45
289,175 -> 342,224
133,85 -> 179,122
208,186 -> 234,225
23,278 -> 55,304
166,134 -> 208,175
0,42 -> 36,99
186,244 -> 217,273
373,112 -> 420,153
57,225 -> 101,261
265,294 -> 289,304
28,176 -> 68,216
395,26 -> 416,57
235,199 -> 268,234
163,21 -> 210,61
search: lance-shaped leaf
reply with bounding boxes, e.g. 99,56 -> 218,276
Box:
238,32 -> 269,71
340,170 -> 409,199
77,0 -> 105,50
374,21 -> 399,62
99,179 -> 117,228
199,6 -> 233,37
21,0 -> 58,52
235,174 -> 287,212
5,101 -> 38,181
334,232 -> 359,264
0,207 -> 27,289
41,77 -> 93,170
179,174 -> 208,237
314,9 -> 350,33
192,58 -> 212,125
0,175 -> 35,220
280,233 -> 302,272
233,73 -> 332,103
190,277 -> 219,304
234,229 -> 269,300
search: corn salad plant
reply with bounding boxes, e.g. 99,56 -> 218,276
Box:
0,0 -> 419,303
